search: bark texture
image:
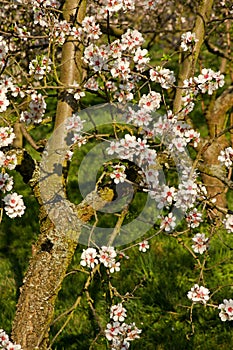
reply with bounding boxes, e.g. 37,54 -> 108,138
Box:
11,1 -> 89,349
173,0 -> 214,114
201,87 -> 233,211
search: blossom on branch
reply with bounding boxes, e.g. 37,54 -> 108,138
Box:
0,329 -> 22,350
138,240 -> 149,252
218,299 -> 233,321
110,164 -> 127,184
218,147 -> 233,168
187,284 -> 210,304
180,31 -> 199,52
80,247 -> 99,269
191,233 -> 208,254
3,192 -> 26,218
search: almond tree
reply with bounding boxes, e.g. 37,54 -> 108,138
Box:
0,1 -> 233,349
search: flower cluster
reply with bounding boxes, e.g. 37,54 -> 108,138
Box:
0,127 -> 15,148
29,55 -> 52,80
160,212 -> 176,232
191,233 -> 209,254
65,113 -> 86,146
0,151 -> 17,170
0,36 -> 8,70
218,299 -> 233,321
3,192 -> 26,219
104,0 -> 136,14
0,329 -> 22,349
0,126 -> 25,220
186,208 -> 203,228
67,81 -> 85,101
105,303 -> 142,349
80,246 -> 120,273
180,31 -> 199,52
110,164 -> 127,184
83,28 -> 147,81
218,147 -> 233,168
0,75 -> 24,113
149,66 -> 176,89
0,172 -> 14,193
82,16 -> 102,40
194,68 -> 225,95
20,92 -> 46,124
180,69 -> 224,116
187,284 -> 210,304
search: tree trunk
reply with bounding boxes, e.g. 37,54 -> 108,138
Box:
173,0 -> 214,114
201,87 -> 233,211
11,1 -> 88,349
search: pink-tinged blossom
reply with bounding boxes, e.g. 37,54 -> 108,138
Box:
65,113 -> 84,132
110,164 -> 127,184
218,147 -> 233,168
0,127 -> 15,148
98,246 -> 117,267
181,31 -> 199,52
33,8 -> 48,27
138,240 -> 149,252
0,329 -> 22,349
124,322 -> 142,341
187,284 -> 210,304
186,208 -> 203,228
121,29 -> 144,52
68,81 -> 85,100
133,47 -> 150,71
110,303 -> 127,322
184,129 -> 200,147
52,19 -> 71,45
0,329 -> 9,347
65,150 -> 74,161
3,192 -> 26,218
20,92 -> 46,125
0,172 -> 14,193
80,247 -> 99,269
192,233 -> 209,254
109,260 -> 121,273
0,152 -> 17,170
223,214 -> 233,233
160,212 -> 176,232
125,107 -> 152,127
149,66 -> 176,89
194,68 -> 224,95
105,304 -> 142,348
84,77 -> 99,91
83,44 -> 109,72
218,299 -> 233,321
175,179 -> 198,211
29,55 -> 52,80
109,39 -> 123,58
111,57 -> 131,80
0,88 -> 10,112
82,16 -> 102,40
0,36 -> 8,60
139,91 -> 161,111
65,113 -> 85,144
153,185 -> 176,209
105,321 -> 121,341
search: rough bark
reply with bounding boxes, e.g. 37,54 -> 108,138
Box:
173,0 -> 214,114
11,1 -> 89,349
201,87 -> 233,211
